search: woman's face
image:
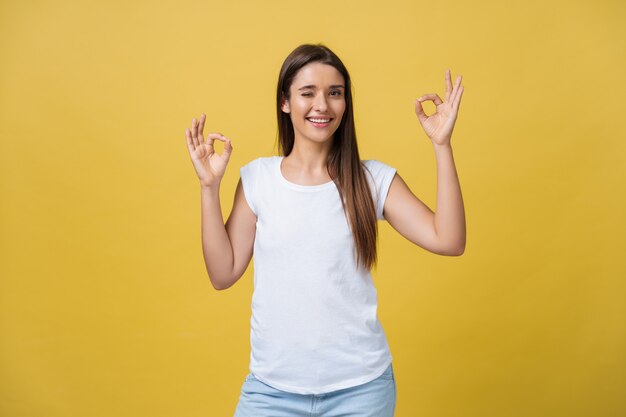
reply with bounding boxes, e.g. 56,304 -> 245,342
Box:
281,62 -> 346,146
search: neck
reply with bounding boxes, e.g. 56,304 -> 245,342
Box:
284,138 -> 333,172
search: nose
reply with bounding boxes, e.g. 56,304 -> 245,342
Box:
314,92 -> 328,112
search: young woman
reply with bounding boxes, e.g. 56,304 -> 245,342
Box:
184,43 -> 465,417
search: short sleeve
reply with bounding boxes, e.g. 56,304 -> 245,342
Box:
363,160 -> 397,221
239,160 -> 259,216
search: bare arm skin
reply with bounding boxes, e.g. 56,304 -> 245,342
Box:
199,182 -> 256,290
382,69 -> 466,256
186,113 -> 256,290
383,145 -> 466,256
220,180 -> 256,289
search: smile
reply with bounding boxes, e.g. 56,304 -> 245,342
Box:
306,117 -> 333,127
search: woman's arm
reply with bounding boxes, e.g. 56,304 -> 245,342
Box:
200,181 -> 256,290
383,69 -> 466,256
432,143 -> 465,253
185,114 -> 256,290
384,144 -> 465,256
200,185 -> 236,288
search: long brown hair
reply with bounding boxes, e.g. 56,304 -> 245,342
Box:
276,43 -> 380,271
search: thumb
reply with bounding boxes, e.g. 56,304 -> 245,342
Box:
414,99 -> 427,124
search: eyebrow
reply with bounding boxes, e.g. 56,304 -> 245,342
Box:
297,84 -> 345,90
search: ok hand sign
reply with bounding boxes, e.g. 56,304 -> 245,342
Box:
414,69 -> 464,146
185,113 -> 233,188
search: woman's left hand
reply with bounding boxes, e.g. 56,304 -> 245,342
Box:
414,69 -> 464,146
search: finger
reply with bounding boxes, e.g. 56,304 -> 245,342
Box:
445,69 -> 452,102
185,128 -> 196,151
206,132 -> 225,143
453,85 -> 464,112
207,133 -> 234,160
205,132 -> 227,153
414,99 -> 428,124
222,137 -> 234,161
188,121 -> 199,148
417,93 -> 443,106
191,117 -> 199,145
451,75 -> 462,104
197,113 -> 206,143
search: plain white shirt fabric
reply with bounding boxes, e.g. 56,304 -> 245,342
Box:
239,155 -> 397,395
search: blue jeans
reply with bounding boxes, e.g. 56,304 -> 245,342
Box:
233,363 -> 396,417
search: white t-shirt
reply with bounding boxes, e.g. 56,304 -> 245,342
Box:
239,155 -> 397,395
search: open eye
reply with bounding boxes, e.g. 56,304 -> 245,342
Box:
329,90 -> 342,96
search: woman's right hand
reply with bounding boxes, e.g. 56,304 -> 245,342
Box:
185,113 -> 233,188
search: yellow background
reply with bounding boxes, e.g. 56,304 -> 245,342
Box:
1,0 -> 624,416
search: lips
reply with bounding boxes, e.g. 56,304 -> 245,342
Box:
306,117 -> 333,127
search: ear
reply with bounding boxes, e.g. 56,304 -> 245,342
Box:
280,95 -> 290,114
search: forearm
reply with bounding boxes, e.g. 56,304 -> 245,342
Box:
200,186 -> 234,289
433,143 -> 466,254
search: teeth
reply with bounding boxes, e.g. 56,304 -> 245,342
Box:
308,118 -> 331,123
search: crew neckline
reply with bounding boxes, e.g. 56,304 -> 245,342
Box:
275,156 -> 336,192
